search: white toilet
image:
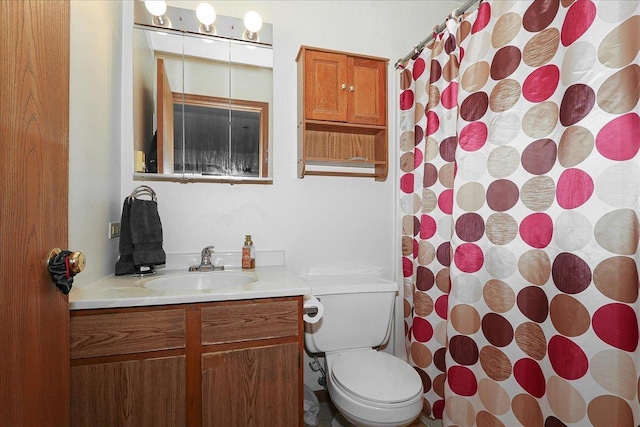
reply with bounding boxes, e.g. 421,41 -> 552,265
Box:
304,276 -> 423,427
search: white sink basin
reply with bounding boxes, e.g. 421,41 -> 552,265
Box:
141,271 -> 255,291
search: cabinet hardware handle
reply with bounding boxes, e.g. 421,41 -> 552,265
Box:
340,84 -> 347,90
349,85 -> 355,92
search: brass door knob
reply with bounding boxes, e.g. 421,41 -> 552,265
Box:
47,248 -> 85,295
47,248 -> 86,276
68,251 -> 86,275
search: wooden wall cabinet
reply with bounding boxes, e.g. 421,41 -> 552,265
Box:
70,297 -> 303,427
296,46 -> 389,181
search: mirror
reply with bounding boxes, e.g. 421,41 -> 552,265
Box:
132,7 -> 273,183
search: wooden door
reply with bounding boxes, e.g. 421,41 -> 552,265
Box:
157,57 -> 175,174
304,49 -> 347,122
0,1 -> 70,426
201,343 -> 300,427
347,56 -> 386,126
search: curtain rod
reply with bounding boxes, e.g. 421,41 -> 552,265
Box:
394,0 -> 481,69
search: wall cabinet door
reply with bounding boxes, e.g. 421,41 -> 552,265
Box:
71,356 -> 186,427
201,343 -> 299,427
304,49 -> 348,122
347,56 -> 386,125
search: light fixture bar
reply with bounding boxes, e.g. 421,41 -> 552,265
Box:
133,1 -> 273,46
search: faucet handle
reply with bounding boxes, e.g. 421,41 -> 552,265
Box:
201,246 -> 215,266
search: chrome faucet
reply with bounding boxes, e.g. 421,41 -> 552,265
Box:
189,246 -> 223,271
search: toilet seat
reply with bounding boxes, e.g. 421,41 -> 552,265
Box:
330,351 -> 423,406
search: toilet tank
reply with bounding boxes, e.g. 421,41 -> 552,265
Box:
304,276 -> 398,354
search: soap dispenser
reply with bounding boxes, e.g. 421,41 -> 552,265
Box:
242,235 -> 255,269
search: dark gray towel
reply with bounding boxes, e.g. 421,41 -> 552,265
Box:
130,199 -> 166,267
115,198 -> 165,275
115,199 -> 134,275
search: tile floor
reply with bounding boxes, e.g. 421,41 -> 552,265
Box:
310,393 -> 426,427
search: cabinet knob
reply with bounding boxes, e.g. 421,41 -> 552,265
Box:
340,84 -> 347,90
349,85 -> 355,92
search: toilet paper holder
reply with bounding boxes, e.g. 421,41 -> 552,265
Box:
303,295 -> 323,324
304,306 -> 319,316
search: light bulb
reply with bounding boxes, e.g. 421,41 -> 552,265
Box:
196,3 -> 216,26
243,11 -> 263,34
144,0 -> 167,17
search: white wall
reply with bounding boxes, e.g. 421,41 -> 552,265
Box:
69,1 -> 123,285
70,0 -> 461,393
70,0 -> 462,281
118,0 -> 458,278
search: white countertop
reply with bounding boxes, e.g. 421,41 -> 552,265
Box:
69,265 -> 311,310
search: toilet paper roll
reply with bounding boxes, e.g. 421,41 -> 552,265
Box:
303,296 -> 324,324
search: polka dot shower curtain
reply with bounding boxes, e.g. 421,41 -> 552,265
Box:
399,1 -> 640,425
399,13 -> 463,419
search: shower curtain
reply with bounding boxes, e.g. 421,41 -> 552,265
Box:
399,1 -> 640,425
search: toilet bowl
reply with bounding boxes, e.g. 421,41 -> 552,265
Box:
326,350 -> 423,427
303,276 -> 424,427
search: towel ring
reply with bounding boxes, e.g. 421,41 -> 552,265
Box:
128,185 -> 157,202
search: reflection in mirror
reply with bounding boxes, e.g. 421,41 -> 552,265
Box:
176,94 -> 268,176
132,6 -> 273,183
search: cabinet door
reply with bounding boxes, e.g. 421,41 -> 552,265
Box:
202,343 -> 299,427
347,56 -> 386,125
71,356 -> 186,427
304,50 -> 348,122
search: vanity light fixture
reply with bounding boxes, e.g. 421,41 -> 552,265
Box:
243,11 -> 263,41
144,0 -> 168,26
196,2 -> 216,34
134,1 -> 272,47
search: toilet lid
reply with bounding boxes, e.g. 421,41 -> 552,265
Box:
331,351 -> 423,404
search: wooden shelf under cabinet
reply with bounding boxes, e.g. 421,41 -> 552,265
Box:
297,46 -> 389,181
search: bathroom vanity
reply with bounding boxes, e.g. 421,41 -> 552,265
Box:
69,256 -> 309,427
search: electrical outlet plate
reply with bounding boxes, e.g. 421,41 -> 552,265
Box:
109,222 -> 121,239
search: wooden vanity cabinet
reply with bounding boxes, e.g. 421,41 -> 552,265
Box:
70,297 -> 303,427
297,46 -> 389,180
